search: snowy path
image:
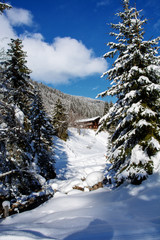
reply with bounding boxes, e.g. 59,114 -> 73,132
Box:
51,128 -> 109,195
54,128 -> 108,181
0,128 -> 160,240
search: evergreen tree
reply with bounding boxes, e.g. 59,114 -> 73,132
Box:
0,96 -> 42,199
3,38 -> 33,167
30,88 -> 56,180
52,98 -> 68,141
0,39 -> 42,199
0,38 -> 57,210
99,0 -> 160,185
4,39 -> 33,115
0,4 -> 35,199
0,2 -> 11,14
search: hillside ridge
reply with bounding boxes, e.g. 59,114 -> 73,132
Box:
32,81 -> 111,122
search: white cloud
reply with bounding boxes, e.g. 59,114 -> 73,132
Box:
97,0 -> 110,7
23,35 -> 107,84
92,86 -> 99,91
0,7 -> 32,48
154,19 -> 160,31
6,7 -> 33,26
0,7 -> 108,85
0,14 -> 16,39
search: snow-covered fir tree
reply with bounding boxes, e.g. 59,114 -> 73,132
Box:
4,39 -> 33,116
98,0 -> 160,185
52,98 -> 68,141
0,38 -> 56,210
0,2 -> 11,14
3,38 -> 34,169
0,39 -> 42,200
30,88 -> 56,180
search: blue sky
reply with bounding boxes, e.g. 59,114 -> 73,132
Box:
0,0 -> 160,102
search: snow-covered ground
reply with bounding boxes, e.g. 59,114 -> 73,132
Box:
0,128 -> 160,240
53,128 -> 109,194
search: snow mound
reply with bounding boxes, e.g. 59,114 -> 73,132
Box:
14,106 -> 24,125
86,171 -> 104,187
67,189 -> 83,195
59,178 -> 84,194
2,201 -> 10,208
51,183 -> 58,191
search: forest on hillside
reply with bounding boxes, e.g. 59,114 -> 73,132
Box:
33,80 -> 112,123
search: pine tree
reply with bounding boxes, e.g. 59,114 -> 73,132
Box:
4,39 -> 33,115
0,2 -> 11,14
0,39 -> 42,201
98,0 -> 160,185
0,38 -> 56,207
52,99 -> 68,141
30,88 -> 56,180
0,8 -> 36,198
3,38 -> 33,166
0,96 -> 41,199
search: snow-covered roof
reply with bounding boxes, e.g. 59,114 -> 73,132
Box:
76,116 -> 100,123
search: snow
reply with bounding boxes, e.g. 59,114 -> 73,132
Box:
127,102 -> 142,114
86,171 -> 104,187
141,108 -> 156,117
149,137 -> 160,150
146,83 -> 160,92
130,144 -> 149,165
34,174 -> 46,186
58,178 -> 84,194
124,90 -> 137,100
2,201 -> 10,209
138,76 -> 151,85
152,151 -> 160,173
0,128 -> 160,239
147,64 -> 160,77
137,119 -> 152,128
54,128 -> 108,182
76,116 -> 100,123
0,122 -> 7,129
14,105 -> 24,125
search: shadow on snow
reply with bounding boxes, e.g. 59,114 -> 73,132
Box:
64,219 -> 113,240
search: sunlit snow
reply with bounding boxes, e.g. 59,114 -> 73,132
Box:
0,128 -> 160,240
14,105 -> 24,125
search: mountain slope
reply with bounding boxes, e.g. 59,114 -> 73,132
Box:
32,81 -> 110,122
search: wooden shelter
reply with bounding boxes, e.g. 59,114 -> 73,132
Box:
75,116 -> 100,129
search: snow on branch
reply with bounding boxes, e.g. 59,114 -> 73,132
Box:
0,2 -> 11,13
0,170 -> 17,179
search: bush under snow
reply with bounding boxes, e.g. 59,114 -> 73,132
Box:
86,171 -> 104,187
